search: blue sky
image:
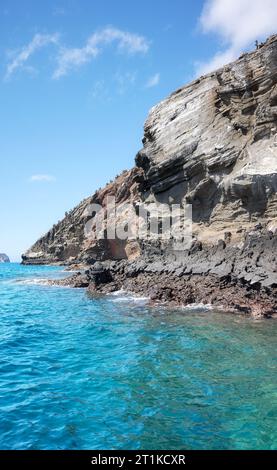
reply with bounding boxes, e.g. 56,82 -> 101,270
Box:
0,0 -> 276,261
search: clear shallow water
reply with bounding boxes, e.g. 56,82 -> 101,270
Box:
0,263 -> 276,450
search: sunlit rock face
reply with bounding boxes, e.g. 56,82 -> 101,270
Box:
22,35 -> 277,275
137,34 -> 277,244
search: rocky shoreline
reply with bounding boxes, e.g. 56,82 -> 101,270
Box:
22,35 -> 277,319
49,224 -> 277,318
50,268 -> 277,318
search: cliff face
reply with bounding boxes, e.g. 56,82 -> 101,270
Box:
22,167 -> 145,265
138,34 -> 277,243
22,35 -> 277,315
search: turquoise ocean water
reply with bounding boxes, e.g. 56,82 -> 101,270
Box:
0,263 -> 276,450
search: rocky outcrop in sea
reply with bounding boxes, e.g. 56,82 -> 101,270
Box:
0,254 -> 10,263
22,35 -> 277,318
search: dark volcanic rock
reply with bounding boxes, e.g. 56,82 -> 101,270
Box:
58,257 -> 277,318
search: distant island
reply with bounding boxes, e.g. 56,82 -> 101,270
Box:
0,253 -> 10,263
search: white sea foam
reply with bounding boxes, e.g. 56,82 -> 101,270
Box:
14,277 -> 71,288
109,289 -> 127,297
108,290 -> 149,305
182,303 -> 213,311
14,278 -> 51,286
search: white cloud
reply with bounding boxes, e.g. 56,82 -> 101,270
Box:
5,33 -> 60,79
89,71 -> 137,104
145,73 -> 160,88
52,6 -> 66,16
197,0 -> 277,75
53,27 -> 150,79
5,27 -> 150,80
195,48 -> 237,76
114,71 -> 137,94
29,174 -> 56,183
89,80 -> 112,103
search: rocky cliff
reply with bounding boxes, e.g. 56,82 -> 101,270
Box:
22,35 -> 277,317
0,254 -> 10,263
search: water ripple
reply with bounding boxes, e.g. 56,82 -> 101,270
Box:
0,263 -> 276,449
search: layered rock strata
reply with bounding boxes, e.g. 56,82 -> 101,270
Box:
23,35 -> 277,317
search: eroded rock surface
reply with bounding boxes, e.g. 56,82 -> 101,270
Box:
22,35 -> 277,317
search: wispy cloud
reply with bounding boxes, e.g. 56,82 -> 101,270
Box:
53,27 -> 150,79
196,0 -> 277,75
89,80 -> 111,103
29,174 -> 56,183
5,27 -> 150,80
52,6 -> 66,16
114,71 -> 137,94
5,33 -> 60,80
145,73 -> 160,88
195,49 -> 237,76
89,71 -> 137,104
